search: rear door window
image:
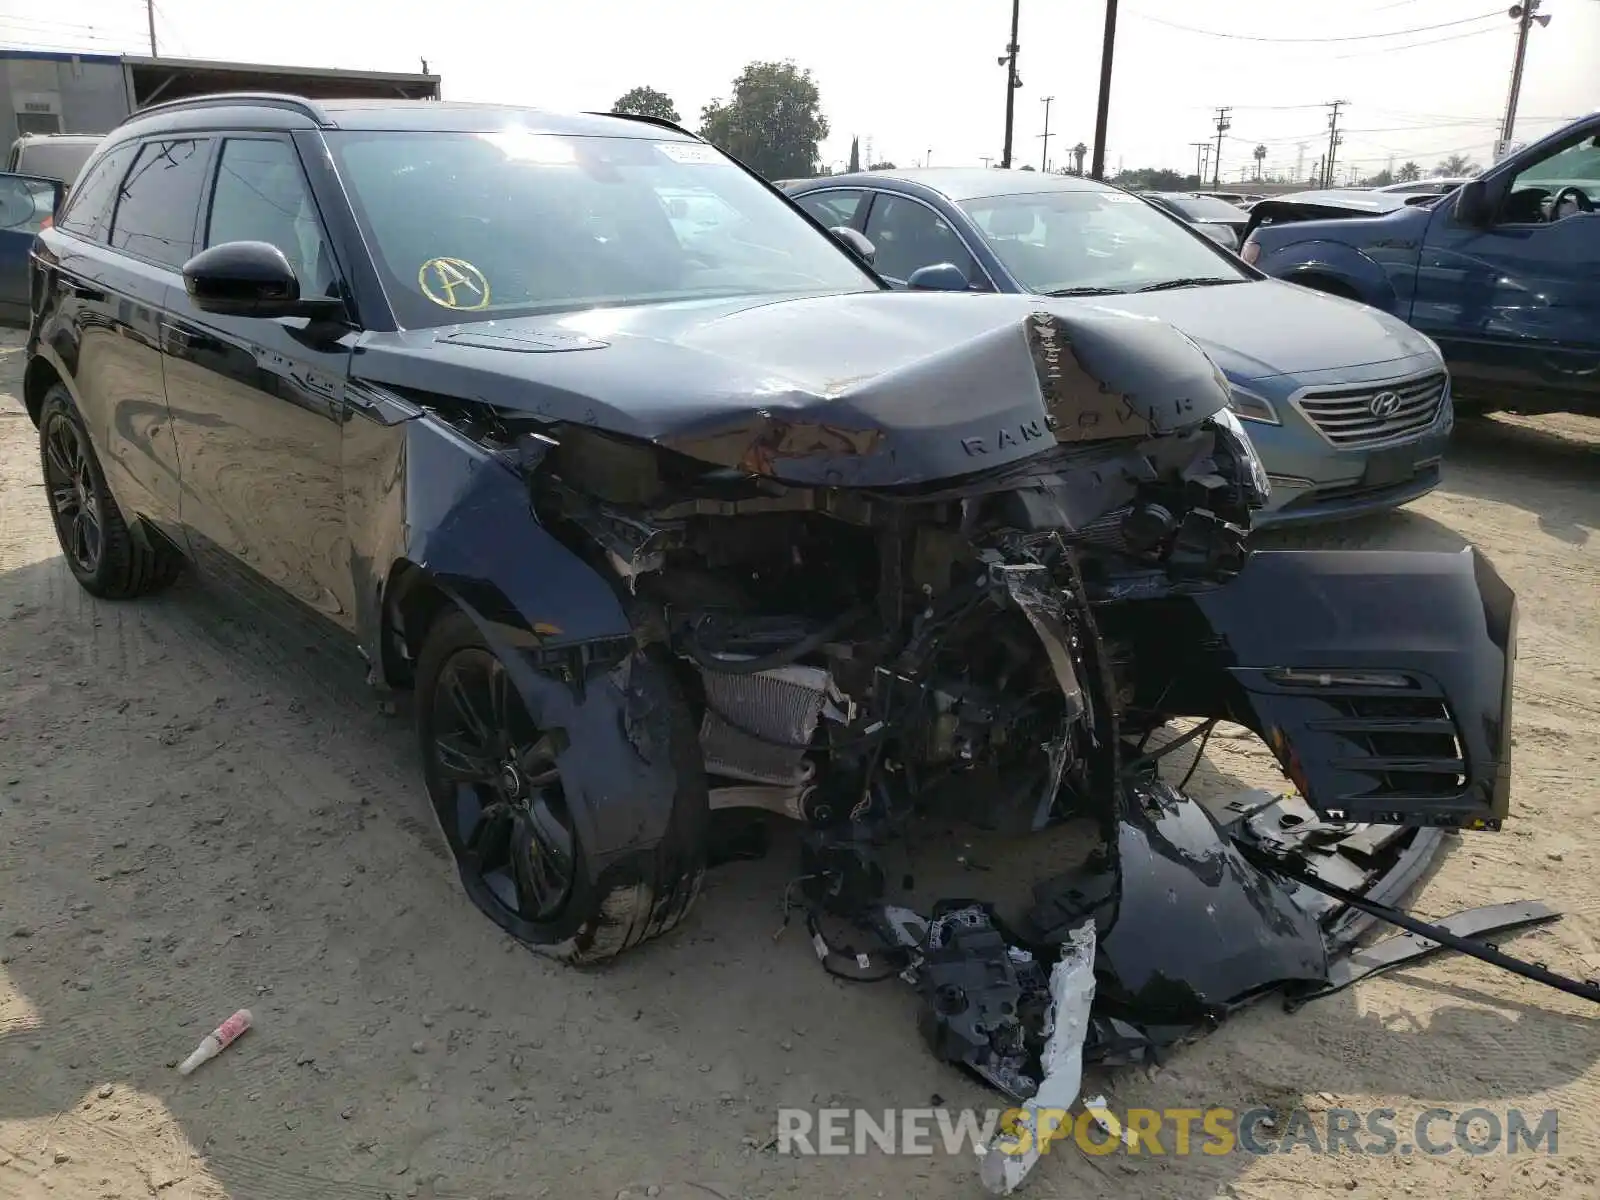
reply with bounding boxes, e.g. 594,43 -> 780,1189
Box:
110,138 -> 211,269
57,143 -> 136,243
794,189 -> 866,228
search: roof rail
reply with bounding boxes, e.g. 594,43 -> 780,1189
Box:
587,110 -> 702,140
118,92 -> 334,128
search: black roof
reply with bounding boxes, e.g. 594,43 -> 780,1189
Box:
111,95 -> 699,142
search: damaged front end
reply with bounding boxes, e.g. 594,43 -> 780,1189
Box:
400,298 -> 1555,1183
522,310 -> 1263,853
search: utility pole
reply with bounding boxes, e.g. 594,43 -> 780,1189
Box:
1190,141 -> 1209,186
146,0 -> 158,56
1039,96 -> 1055,172
999,0 -> 1022,169
1089,0 -> 1118,180
926,147 -> 933,168
1323,100 -> 1346,189
1311,155 -> 1323,187
1500,0 -> 1549,156
1211,106 -> 1231,190
980,155 -> 994,169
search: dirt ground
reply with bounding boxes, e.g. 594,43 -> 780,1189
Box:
1,322 -> 1597,1200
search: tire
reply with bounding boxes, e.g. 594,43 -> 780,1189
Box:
415,608 -> 707,964
38,384 -> 182,599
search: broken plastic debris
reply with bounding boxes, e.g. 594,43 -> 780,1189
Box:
976,922 -> 1096,1195
178,1008 -> 252,1075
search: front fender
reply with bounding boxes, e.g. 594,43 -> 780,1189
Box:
1258,240 -> 1398,313
430,587 -> 687,868
343,408 -> 684,868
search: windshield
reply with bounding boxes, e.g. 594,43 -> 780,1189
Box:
325,130 -> 878,327
959,189 -> 1247,295
1152,194 -> 1246,221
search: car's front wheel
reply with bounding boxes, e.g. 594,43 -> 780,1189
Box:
38,385 -> 182,599
415,609 -> 707,963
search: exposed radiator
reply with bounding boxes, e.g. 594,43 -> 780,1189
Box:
697,663 -> 831,786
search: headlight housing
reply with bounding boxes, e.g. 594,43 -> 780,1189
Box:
1210,409 -> 1272,508
1226,384 -> 1280,425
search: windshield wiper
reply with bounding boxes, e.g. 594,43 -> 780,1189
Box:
1043,285 -> 1125,297
1132,277 -> 1244,293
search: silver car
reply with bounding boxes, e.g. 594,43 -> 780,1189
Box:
785,169 -> 1453,527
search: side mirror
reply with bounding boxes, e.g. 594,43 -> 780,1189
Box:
1453,179 -> 1493,227
906,262 -> 970,292
181,241 -> 343,320
0,172 -> 64,234
1195,223 -> 1240,251
829,225 -> 876,266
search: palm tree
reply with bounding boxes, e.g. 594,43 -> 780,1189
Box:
1397,161 -> 1421,182
1070,142 -> 1087,175
1253,144 -> 1267,181
1435,154 -> 1479,178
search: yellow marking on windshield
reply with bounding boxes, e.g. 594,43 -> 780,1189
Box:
418,257 -> 491,310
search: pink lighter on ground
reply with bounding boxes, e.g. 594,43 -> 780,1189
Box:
177,1008 -> 253,1075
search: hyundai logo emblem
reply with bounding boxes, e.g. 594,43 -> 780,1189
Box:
1368,390 -> 1403,418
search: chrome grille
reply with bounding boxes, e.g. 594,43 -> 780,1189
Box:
1295,371 -> 1447,448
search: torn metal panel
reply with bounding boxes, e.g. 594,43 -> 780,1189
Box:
1022,779 -> 1329,1033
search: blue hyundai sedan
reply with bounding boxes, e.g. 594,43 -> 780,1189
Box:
785,169 -> 1454,527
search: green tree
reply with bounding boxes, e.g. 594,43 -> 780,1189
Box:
1397,161 -> 1421,182
1364,168 -> 1395,187
867,160 -> 896,170
1436,153 -> 1479,177
847,136 -> 860,173
611,85 -> 681,124
699,61 -> 830,180
1111,166 -> 1189,191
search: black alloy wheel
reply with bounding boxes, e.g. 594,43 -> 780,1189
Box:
43,409 -> 103,576
425,644 -> 578,929
36,385 -> 182,599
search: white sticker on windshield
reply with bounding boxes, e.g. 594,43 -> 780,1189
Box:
656,142 -> 723,165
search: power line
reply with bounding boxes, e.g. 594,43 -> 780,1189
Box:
1328,23 -> 1506,58
1131,9 -> 1502,43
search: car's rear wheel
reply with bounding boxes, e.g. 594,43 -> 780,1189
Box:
38,385 -> 182,599
416,609 -> 706,963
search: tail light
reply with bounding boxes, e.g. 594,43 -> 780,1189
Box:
1240,237 -> 1260,266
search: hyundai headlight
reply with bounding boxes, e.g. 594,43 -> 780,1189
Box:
1211,408 -> 1272,507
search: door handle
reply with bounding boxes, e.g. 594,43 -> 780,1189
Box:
160,322 -> 196,353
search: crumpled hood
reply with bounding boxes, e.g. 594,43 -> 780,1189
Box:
1100,279 -> 1439,384
353,290 -> 1232,487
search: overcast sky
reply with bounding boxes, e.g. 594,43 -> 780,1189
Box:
9,0 -> 1599,179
